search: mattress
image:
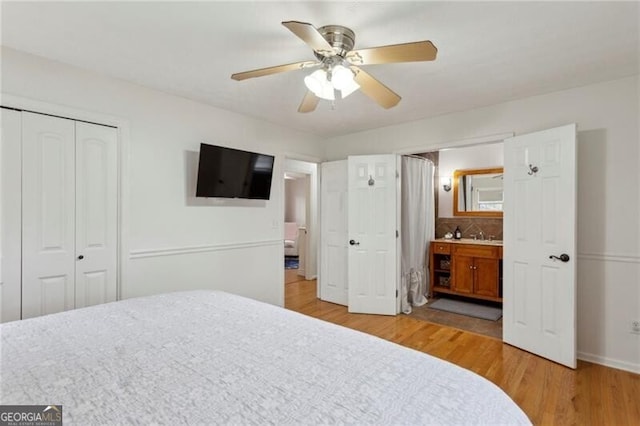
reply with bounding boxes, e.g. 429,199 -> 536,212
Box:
0,291 -> 530,424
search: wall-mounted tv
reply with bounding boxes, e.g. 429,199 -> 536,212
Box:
196,143 -> 275,200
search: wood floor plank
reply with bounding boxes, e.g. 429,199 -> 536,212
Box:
285,279 -> 640,425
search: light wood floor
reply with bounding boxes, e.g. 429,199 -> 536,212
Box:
285,278 -> 640,426
284,268 -> 302,284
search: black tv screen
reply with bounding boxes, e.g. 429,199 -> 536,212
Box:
196,143 -> 274,200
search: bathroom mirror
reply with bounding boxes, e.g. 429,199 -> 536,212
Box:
453,167 -> 504,217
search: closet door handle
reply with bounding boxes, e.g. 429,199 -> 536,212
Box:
77,255 -> 84,260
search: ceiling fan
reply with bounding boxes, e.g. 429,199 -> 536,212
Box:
231,21 -> 437,113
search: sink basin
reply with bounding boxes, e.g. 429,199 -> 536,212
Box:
437,238 -> 503,246
469,239 -> 503,246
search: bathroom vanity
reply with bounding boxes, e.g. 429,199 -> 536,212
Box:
430,239 -> 503,302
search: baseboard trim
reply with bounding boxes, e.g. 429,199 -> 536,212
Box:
577,351 -> 640,374
577,252 -> 640,264
130,239 -> 282,259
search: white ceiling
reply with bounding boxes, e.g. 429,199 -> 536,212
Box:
2,1 -> 638,138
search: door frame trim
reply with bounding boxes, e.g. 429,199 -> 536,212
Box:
394,132 -> 514,155
1,93 -> 128,302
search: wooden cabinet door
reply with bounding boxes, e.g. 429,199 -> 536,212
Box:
452,254 -> 474,294
474,257 -> 499,297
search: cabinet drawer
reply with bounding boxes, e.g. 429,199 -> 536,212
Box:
432,242 -> 451,254
452,244 -> 499,259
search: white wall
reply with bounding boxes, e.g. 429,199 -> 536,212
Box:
438,143 -> 503,217
325,75 -> 640,373
1,47 -> 325,307
284,178 -> 307,226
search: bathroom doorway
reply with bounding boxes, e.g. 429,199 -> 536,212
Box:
408,140 -> 505,339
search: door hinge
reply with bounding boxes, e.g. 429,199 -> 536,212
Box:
396,289 -> 398,298
396,230 -> 399,238
396,171 -> 399,178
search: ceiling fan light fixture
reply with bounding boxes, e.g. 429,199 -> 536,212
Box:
340,78 -> 360,98
304,69 -> 326,95
331,64 -> 355,90
317,80 -> 335,101
233,21 -> 437,113
304,69 -> 335,100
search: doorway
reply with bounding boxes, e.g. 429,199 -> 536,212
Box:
282,158 -> 318,286
407,140 -> 505,339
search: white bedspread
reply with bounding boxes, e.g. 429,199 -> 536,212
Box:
1,291 -> 530,425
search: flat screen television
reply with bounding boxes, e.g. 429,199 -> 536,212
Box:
196,143 -> 275,200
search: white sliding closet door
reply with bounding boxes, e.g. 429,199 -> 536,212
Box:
75,122 -> 118,308
22,112 -> 76,318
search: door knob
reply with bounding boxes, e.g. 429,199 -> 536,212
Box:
349,239 -> 360,246
77,255 -> 84,260
549,253 -> 570,262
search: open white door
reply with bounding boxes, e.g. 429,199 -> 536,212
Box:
503,124 -> 577,368
347,155 -> 397,315
319,160 -> 348,306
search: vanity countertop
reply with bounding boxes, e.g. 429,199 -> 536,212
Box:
434,238 -> 503,247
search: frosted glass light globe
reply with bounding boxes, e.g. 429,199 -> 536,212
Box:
340,78 -> 360,98
331,65 -> 355,90
304,69 -> 335,100
304,69 -> 327,96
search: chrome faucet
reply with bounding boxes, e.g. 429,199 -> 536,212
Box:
478,231 -> 485,240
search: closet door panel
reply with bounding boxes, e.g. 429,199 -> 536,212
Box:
21,112 -> 76,318
1,108 -> 22,322
75,122 -> 118,308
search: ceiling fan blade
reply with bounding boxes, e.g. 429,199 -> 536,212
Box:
298,91 -> 320,113
231,60 -> 318,81
282,21 -> 335,56
350,66 -> 401,109
346,41 -> 437,65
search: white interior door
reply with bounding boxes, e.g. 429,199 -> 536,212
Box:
347,155 -> 397,315
1,108 -> 22,322
74,122 -> 118,308
320,160 -> 348,305
503,124 -> 577,368
22,112 -> 76,318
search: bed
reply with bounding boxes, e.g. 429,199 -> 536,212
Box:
0,291 -> 530,424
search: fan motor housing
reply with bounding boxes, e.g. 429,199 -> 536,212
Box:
315,25 -> 355,59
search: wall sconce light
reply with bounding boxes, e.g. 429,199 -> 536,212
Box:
441,176 -> 452,192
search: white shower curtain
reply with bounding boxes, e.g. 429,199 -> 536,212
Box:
400,156 -> 435,314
